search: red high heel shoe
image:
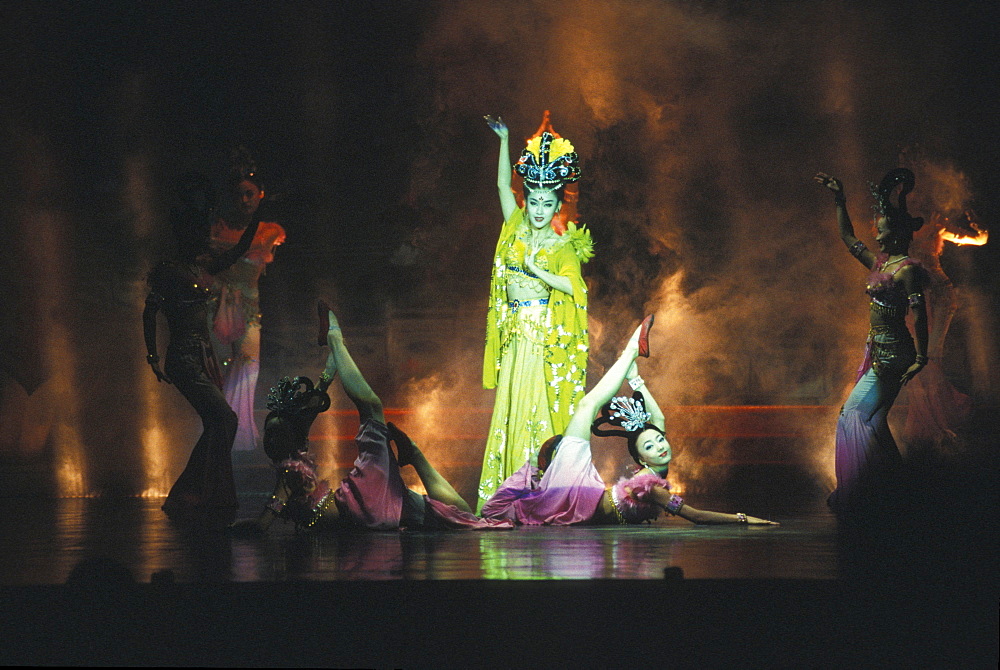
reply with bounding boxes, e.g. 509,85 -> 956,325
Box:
638,314 -> 654,358
317,299 -> 332,346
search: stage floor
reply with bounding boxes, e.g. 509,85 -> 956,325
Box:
0,494 -> 839,585
0,486 -> 995,666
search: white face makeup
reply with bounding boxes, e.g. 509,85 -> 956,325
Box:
525,189 -> 561,230
636,428 -> 672,469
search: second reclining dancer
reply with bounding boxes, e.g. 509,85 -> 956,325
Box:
233,306 -> 512,533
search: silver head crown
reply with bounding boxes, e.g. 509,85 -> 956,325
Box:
609,396 -> 651,432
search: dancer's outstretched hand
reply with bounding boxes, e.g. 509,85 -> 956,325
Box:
149,361 -> 171,384
745,515 -> 779,526
814,172 -> 843,195
484,115 -> 508,140
900,360 -> 926,386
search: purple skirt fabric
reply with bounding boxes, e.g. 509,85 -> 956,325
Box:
481,436 -> 606,525
334,420 -> 406,530
334,419 -> 512,531
424,498 -> 513,530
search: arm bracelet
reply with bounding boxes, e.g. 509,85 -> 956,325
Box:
628,376 -> 645,391
848,240 -> 867,260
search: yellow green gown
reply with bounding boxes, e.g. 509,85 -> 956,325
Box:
478,207 -> 593,510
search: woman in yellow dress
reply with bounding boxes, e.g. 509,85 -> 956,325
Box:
478,115 -> 593,510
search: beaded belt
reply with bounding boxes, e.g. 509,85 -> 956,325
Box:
509,298 -> 549,310
506,265 -> 539,278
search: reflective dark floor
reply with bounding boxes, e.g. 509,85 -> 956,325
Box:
0,457 -> 996,667
0,494 -> 839,585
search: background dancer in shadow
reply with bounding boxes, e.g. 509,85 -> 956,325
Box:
209,147 -> 286,453
143,173 -> 260,524
900,207 -> 986,452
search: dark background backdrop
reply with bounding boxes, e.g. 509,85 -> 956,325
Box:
1,0 -> 997,499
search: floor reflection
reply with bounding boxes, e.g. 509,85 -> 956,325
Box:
0,495 -> 842,584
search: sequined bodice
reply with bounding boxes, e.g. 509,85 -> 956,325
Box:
148,261 -> 214,342
501,226 -> 558,295
865,257 -> 916,323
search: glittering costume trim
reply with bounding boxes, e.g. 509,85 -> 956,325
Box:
664,493 -> 684,515
849,240 -> 868,260
866,325 -> 916,379
609,473 -> 670,524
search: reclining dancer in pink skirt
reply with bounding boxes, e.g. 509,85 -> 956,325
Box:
482,317 -> 778,526
235,306 -> 512,533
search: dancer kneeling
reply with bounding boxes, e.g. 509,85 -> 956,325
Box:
235,308 -> 512,533
481,319 -> 777,526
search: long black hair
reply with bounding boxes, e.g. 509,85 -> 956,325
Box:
591,391 -> 666,467
870,168 -> 925,241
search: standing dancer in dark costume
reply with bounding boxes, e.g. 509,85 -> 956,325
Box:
233,306 -> 512,533
815,169 -> 929,513
143,173 -> 259,523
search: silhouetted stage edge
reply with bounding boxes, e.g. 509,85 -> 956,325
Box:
1,577 -> 994,666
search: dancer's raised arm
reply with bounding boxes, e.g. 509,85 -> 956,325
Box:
624,361 -> 664,431
815,172 -> 875,270
485,115 -> 518,221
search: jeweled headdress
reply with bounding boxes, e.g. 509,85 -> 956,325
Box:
591,392 -> 654,438
869,167 -> 924,232
515,131 -> 581,191
264,376 -> 331,463
266,376 -> 329,416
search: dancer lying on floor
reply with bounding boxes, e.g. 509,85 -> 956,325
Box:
233,308 -> 512,533
480,318 -> 778,526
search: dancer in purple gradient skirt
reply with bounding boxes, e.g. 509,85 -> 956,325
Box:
815,169 -> 929,513
482,319 -> 777,527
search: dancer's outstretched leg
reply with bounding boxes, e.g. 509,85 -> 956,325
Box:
325,309 -> 384,425
563,324 -> 643,440
388,422 -> 473,514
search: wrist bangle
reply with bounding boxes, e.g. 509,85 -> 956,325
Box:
736,512 -> 748,524
628,376 -> 645,391
915,355 -> 929,364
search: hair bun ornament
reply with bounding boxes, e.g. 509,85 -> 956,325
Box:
591,391 -> 652,438
266,376 -> 330,415
230,145 -> 263,188
515,131 -> 581,189
870,167 -> 921,226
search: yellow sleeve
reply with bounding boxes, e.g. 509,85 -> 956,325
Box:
483,209 -> 524,389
